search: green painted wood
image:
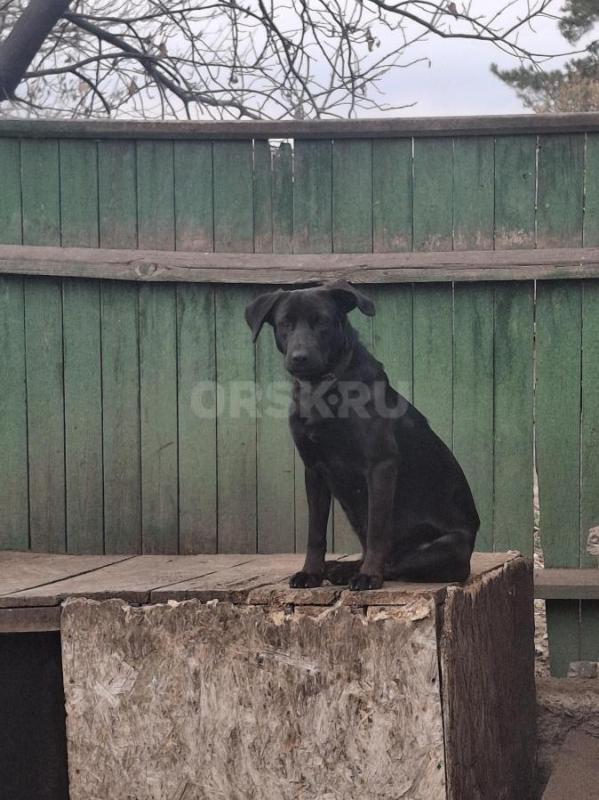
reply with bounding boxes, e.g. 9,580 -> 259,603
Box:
272,142 -> 293,254
212,141 -> 253,252
101,282 -> 141,553
494,135 -> 536,249
493,283 -> 534,555
98,141 -> 138,248
0,139 -> 22,244
546,600 -> 580,677
293,139 -> 332,254
177,284 -> 217,553
0,276 -> 28,549
372,139 -> 412,252
139,285 -> 178,553
23,279 -> 65,551
62,279 -> 103,553
137,140 -> 175,250
452,285 -> 494,550
253,140 -> 273,254
370,285 -> 413,402
452,137 -> 494,251
537,134 -> 584,248
215,286 -> 257,552
332,140 -> 372,253
21,139 -> 60,246
413,138 -> 453,251
585,134 -> 599,246
412,285 -> 453,447
59,140 -> 99,247
580,601 -> 599,663
174,141 -> 214,251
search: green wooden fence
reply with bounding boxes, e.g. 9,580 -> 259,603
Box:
0,115 -> 598,675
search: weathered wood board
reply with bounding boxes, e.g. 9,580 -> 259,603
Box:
57,554 -> 534,800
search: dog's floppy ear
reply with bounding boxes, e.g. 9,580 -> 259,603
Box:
245,289 -> 284,342
327,280 -> 375,317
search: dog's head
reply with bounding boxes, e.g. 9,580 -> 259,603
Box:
245,281 -> 375,379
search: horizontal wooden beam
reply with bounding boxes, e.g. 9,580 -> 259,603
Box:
0,113 -> 598,141
0,606 -> 61,633
534,569 -> 599,600
1,244 -> 599,285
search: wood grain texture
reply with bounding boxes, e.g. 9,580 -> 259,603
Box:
59,139 -> 99,247
20,139 -> 60,246
253,139 -> 273,254
0,138 -> 22,244
213,140 -> 253,252
452,136 -> 494,251
272,142 -> 293,254
413,138 -> 453,252
537,134 -> 584,248
535,569 -> 599,600
136,140 -> 175,250
98,140 -> 138,249
173,140 -> 213,251
372,138 -> 412,252
332,139 -> 372,253
494,135 -> 536,249
293,139 -> 332,254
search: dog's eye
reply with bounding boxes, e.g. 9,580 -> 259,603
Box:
313,316 -> 329,328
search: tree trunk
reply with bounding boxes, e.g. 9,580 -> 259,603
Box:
0,0 -> 71,101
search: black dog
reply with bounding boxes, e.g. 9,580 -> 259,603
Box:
245,281 -> 479,591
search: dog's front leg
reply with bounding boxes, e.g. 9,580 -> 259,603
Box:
350,458 -> 397,591
289,467 -> 331,588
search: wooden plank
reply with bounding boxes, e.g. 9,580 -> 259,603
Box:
272,142 -> 293,254
173,140 -> 213,251
452,136 -> 494,251
542,729 -> 599,800
494,135 -> 536,249
253,139 -> 273,254
0,552 -> 130,597
0,606 -> 61,633
413,285 -> 453,447
139,285 -> 178,553
59,139 -> 99,247
535,570 -> 599,600
5,244 -> 599,284
21,139 -> 61,246
136,140 -> 175,250
584,134 -> 599,246
413,138 -> 453,251
293,139 -> 332,253
493,283 -> 535,555
0,276 -> 28,549
4,555 -> 254,607
63,279 -> 104,554
177,284 -> 217,553
370,284 -> 413,402
0,138 -> 22,243
98,140 -> 138,248
4,113 -> 599,141
101,283 -> 141,554
372,138 -> 412,252
332,139 -> 372,252
537,134 -> 584,248
452,285 -> 494,550
215,285 -> 257,552
212,141 -> 253,252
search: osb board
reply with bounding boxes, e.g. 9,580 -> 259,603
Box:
440,558 -> 536,800
542,729 -> 599,800
62,596 -> 446,800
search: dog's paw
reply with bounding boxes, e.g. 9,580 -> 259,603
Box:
324,560 -> 362,586
349,573 -> 384,591
289,571 -> 323,589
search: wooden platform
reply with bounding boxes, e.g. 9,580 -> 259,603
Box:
1,551 -> 515,632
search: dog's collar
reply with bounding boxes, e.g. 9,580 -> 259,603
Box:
293,348 -> 354,392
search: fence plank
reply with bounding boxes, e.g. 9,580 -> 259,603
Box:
0,139 -> 22,244
21,140 -> 60,246
452,285 -> 494,550
293,139 -> 332,254
63,280 -> 103,553
494,135 -> 536,249
98,141 -> 138,248
59,140 -> 99,247
101,283 -> 141,553
215,286 -> 257,552
213,141 -> 253,252
139,285 -> 178,553
412,285 -> 453,448
272,142 -> 293,254
453,137 -> 494,251
536,281 -> 582,676
177,285 -> 217,553
493,283 -> 534,555
174,141 -> 213,251
137,141 -> 175,251
537,134 -> 584,248
253,140 -> 273,254
370,285 -> 413,403
0,277 -> 28,549
413,138 -> 453,251
333,139 -> 372,253
372,138 -> 412,252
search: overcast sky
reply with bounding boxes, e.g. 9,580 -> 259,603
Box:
372,4 -> 578,116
